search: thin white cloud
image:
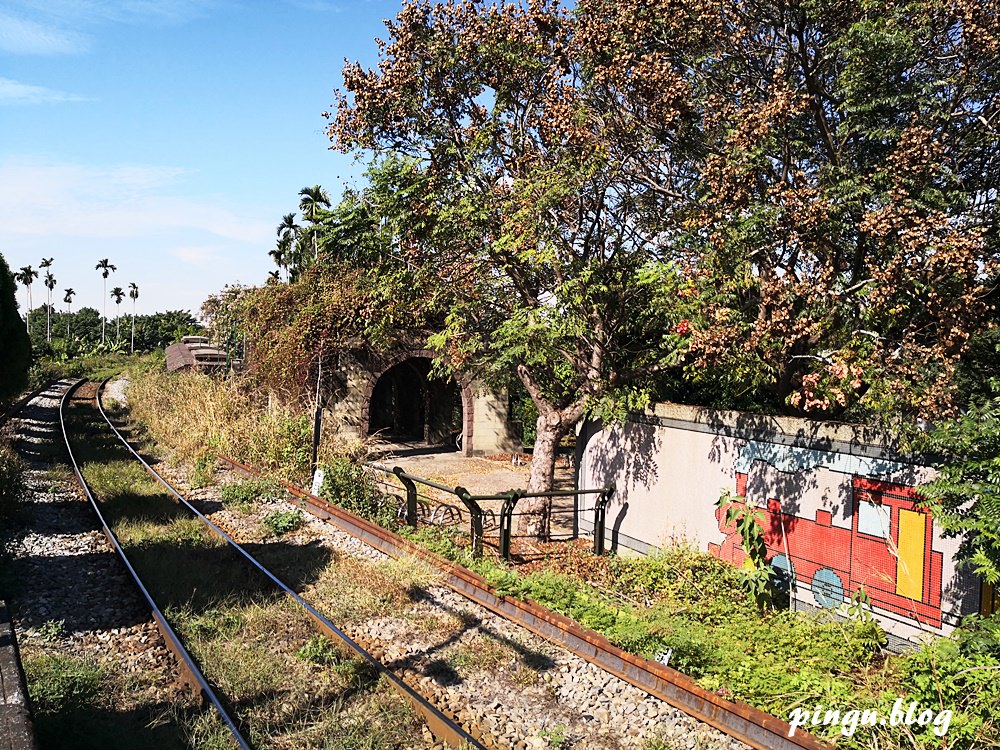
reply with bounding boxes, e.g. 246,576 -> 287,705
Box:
284,0 -> 344,11
0,157 -> 272,245
0,11 -> 87,54
172,245 -> 222,267
10,1 -> 218,26
0,77 -> 90,104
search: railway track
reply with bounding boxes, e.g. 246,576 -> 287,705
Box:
33,374 -> 832,749
90,378 -> 742,749
56,378 -> 475,749
2,380 -> 219,750
214,463 -> 834,750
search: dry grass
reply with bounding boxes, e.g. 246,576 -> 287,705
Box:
126,368 -> 368,483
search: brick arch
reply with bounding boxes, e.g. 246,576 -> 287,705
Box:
360,349 -> 474,456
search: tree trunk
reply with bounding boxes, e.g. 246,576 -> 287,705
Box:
517,411 -> 573,539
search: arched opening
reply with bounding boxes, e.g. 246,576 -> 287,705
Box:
366,357 -> 465,447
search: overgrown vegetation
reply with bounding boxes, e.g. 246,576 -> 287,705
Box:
0,435 -> 26,518
126,364 -> 365,484
261,509 -> 304,536
65,389 -> 431,748
219,477 -> 283,513
318,457 -> 400,530
916,397 -> 1000,586
0,251 -> 31,406
396,524 -> 998,748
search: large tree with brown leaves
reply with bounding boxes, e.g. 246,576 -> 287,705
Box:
329,0 -> 1000,533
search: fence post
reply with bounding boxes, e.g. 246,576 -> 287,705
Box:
593,485 -> 615,555
392,467 -> 418,528
456,487 -> 483,558
499,491 -> 521,561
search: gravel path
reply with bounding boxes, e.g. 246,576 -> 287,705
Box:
1,382 -> 195,744
157,460 -> 753,750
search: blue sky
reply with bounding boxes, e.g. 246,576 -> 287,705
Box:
0,0 -> 393,318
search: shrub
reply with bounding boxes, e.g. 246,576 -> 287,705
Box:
318,457 -> 399,530
296,634 -> 341,665
261,509 -> 304,536
219,478 -> 283,512
0,438 -> 26,517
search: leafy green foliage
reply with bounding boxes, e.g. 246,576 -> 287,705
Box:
261,509 -> 304,536
851,616 -> 1000,747
25,654 -> 104,714
189,454 -> 216,489
717,491 -> 777,611
0,252 -> 31,404
915,397 -> 1000,584
0,438 -> 26,517
295,634 -> 341,665
219,478 -> 283,513
27,306 -> 201,355
318,457 -> 400,530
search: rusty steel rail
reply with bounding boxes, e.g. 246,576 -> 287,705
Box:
0,381 -> 58,429
59,379 -> 253,750
94,382 -> 483,750
219,454 -> 832,750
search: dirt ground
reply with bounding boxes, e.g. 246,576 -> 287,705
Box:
367,448 -> 585,546
374,450 -> 575,496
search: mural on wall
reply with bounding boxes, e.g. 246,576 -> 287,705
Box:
707,442 -> 944,628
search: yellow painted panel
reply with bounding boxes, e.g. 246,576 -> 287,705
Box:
896,509 -> 925,601
984,582 -> 998,617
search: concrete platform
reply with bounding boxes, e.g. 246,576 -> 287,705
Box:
0,600 -> 37,750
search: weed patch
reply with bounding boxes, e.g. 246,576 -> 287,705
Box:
0,437 -> 26,517
262,509 -> 304,536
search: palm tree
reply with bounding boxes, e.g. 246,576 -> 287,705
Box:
298,185 -> 330,264
39,258 -> 54,341
110,286 -> 125,343
63,288 -> 75,339
16,265 -> 37,328
95,259 -> 116,344
275,212 -> 300,280
128,283 -> 139,353
43,270 -> 56,342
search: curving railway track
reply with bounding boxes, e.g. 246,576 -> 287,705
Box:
56,378 -> 472,749
3,377 -> 832,749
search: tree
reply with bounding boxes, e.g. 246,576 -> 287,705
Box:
129,282 -> 139,353
43,269 -> 56,343
918,397 -> 1000,586
15,265 -> 37,329
329,0 -> 1000,535
110,286 -> 125,343
95,258 -> 116,344
0,253 -> 31,404
576,0 -> 1000,422
329,0 -> 695,533
299,185 -> 331,267
274,213 -> 300,281
63,288 -> 75,339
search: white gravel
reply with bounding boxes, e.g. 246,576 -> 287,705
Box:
162,460 -> 753,750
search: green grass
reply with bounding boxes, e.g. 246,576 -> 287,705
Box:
398,526 -> 1000,750
63,394 -> 432,748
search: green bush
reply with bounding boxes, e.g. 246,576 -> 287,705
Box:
0,253 -> 31,404
296,634 -> 341,665
261,509 -> 304,536
219,478 -> 283,512
318,457 -> 399,530
0,439 -> 26,517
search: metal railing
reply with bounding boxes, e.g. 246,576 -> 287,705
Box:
364,462 -> 614,561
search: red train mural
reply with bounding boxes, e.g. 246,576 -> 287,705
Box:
709,471 -> 944,627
